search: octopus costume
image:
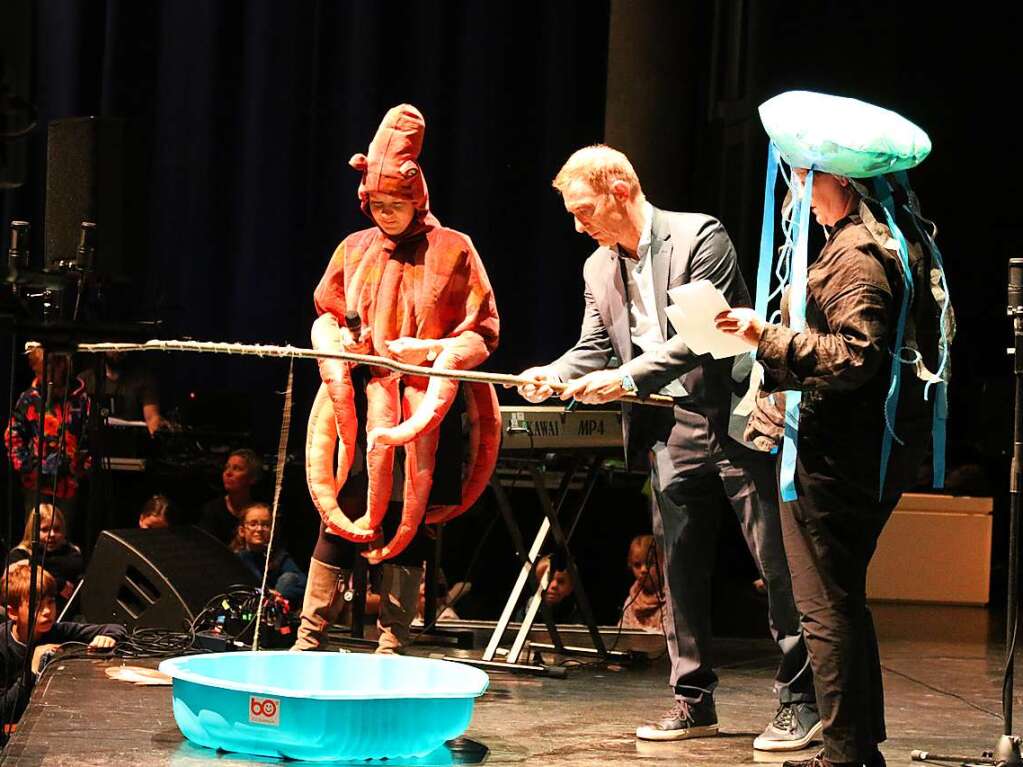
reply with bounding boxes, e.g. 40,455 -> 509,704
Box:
295,105 -> 500,653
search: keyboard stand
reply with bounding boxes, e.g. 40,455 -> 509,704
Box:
449,452 -> 632,676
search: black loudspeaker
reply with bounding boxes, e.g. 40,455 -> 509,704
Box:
79,526 -> 258,631
0,0 -> 34,190
44,116 -> 127,274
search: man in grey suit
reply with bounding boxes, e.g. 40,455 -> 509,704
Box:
514,145 -> 819,749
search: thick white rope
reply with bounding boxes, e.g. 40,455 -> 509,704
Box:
78,339 -> 674,407
252,358 -> 294,652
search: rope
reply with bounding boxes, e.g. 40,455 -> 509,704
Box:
77,339 -> 675,408
252,358 -> 295,651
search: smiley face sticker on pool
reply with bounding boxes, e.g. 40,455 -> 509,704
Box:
248,696 -> 280,726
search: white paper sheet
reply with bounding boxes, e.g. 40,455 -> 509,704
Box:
665,280 -> 756,359
104,665 -> 173,685
105,417 -> 147,428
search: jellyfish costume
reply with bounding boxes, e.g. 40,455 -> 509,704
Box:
755,91 -> 954,503
750,90 -> 955,763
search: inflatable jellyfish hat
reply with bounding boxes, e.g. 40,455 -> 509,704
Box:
758,90 -> 931,177
754,91 -> 951,502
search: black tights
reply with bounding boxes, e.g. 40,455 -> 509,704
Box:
313,502 -> 433,569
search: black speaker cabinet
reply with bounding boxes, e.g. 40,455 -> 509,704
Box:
44,116 -> 127,274
79,526 -> 257,631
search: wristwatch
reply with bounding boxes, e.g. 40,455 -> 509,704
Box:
620,373 -> 637,393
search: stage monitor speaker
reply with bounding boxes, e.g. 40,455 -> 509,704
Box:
44,116 -> 128,275
0,0 -> 34,190
79,526 -> 258,631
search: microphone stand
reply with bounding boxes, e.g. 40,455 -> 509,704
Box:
1000,258 -> 1023,766
911,258 -> 1023,767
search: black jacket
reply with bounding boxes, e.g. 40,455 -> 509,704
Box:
549,207 -> 753,471
1,619 -> 126,724
756,200 -> 934,496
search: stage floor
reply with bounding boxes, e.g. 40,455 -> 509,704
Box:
0,604 -> 1008,766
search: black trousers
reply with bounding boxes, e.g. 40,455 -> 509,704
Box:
650,442 -> 814,705
313,503 -> 433,569
780,438 -> 925,763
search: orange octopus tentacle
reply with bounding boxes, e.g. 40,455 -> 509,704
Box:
370,252 -> 406,357
364,384 -> 439,564
359,374 -> 401,532
305,384 -> 379,542
310,313 -> 358,487
369,331 -> 489,448
425,382 -> 501,525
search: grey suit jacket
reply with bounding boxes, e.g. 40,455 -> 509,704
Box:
548,207 -> 752,471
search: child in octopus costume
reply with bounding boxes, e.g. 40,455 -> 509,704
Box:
294,104 -> 500,654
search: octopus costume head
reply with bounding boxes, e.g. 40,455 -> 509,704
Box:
306,104 -> 501,563
350,104 -> 429,217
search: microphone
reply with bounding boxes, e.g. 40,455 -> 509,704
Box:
7,220 -> 29,282
344,310 -> 362,342
76,221 -> 96,270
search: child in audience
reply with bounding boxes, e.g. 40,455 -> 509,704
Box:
5,504 -> 83,606
138,495 -> 173,529
234,503 -> 307,607
0,566 -> 125,724
538,555 -> 575,612
198,449 -> 261,547
621,534 -> 665,632
516,553 -> 580,624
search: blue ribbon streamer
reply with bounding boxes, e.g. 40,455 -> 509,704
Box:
891,171 -> 952,489
779,169 -> 812,502
873,177 -> 915,499
753,144 -> 782,456
931,381 -> 947,488
755,144 -> 779,318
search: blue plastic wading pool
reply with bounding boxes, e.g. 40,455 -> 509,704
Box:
158,651 -> 489,762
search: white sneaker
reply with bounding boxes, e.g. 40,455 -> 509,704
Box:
635,699 -> 719,742
753,703 -> 823,752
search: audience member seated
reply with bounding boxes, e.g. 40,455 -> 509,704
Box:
138,495 -> 174,529
0,566 -> 125,726
621,534 -> 665,632
538,554 -> 580,622
78,351 -> 167,435
4,345 -> 91,523
5,504 -> 84,608
516,553 -> 580,624
198,449 -> 261,547
234,503 -> 307,608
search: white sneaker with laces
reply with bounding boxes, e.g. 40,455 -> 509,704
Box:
753,702 -> 823,752
635,698 -> 719,742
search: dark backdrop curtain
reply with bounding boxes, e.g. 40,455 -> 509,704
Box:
3,0 -> 610,452
3,0 -> 1019,610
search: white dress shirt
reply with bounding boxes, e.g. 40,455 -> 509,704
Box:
619,203 -> 686,397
